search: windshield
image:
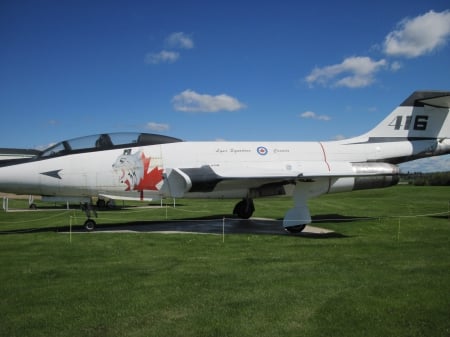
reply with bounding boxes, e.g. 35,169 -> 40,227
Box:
40,132 -> 182,158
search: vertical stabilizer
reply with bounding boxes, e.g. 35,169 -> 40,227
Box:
359,91 -> 450,163
365,91 -> 450,140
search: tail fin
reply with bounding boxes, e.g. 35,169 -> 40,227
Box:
366,91 -> 450,140
359,91 -> 450,163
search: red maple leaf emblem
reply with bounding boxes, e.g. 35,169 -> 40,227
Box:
135,152 -> 163,191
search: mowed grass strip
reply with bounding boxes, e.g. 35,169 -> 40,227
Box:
0,185 -> 449,337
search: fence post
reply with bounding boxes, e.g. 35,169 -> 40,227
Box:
3,197 -> 8,212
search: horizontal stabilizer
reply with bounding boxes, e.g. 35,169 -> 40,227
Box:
401,91 -> 450,108
419,95 -> 450,108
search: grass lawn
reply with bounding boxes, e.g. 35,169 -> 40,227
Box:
0,185 -> 449,337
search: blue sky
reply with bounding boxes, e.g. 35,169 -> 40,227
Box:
1,0 -> 449,172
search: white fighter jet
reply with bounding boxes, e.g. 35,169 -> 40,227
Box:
0,91 -> 449,232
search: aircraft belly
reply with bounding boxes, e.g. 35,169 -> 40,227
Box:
98,190 -> 162,201
183,178 -> 293,199
184,190 -> 248,199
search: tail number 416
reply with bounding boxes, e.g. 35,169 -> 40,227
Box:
390,115 -> 428,131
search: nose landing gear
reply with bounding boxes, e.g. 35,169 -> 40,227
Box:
81,202 -> 97,231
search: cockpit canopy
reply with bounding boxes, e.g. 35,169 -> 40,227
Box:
39,132 -> 182,158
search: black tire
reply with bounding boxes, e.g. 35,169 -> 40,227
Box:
285,224 -> 306,234
84,219 -> 96,231
233,198 -> 255,219
29,203 -> 37,209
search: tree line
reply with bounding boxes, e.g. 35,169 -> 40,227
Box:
400,171 -> 450,186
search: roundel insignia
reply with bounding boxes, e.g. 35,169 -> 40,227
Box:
257,146 -> 268,156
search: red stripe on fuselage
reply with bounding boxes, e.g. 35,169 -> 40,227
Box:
318,142 -> 331,171
319,142 -> 332,193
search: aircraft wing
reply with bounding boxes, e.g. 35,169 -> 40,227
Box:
202,161 -> 399,180
160,161 -> 400,197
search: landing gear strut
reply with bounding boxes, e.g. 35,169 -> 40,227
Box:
233,198 -> 255,219
81,202 -> 97,231
282,182 -> 318,234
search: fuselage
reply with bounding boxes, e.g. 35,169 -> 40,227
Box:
1,135 -> 443,201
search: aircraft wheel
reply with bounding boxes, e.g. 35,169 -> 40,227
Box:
84,219 -> 96,231
29,203 -> 37,209
285,224 -> 306,234
233,198 -> 255,219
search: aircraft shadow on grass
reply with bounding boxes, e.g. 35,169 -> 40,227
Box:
430,214 -> 450,220
0,213 -> 372,238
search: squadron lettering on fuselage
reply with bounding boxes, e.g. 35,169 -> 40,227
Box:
215,147 -> 289,155
273,149 -> 290,153
230,148 -> 251,154
215,148 -> 252,154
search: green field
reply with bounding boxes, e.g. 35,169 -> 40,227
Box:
1,185 -> 449,337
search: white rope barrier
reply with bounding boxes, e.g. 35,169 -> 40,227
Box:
1,208 -> 449,225
0,203 -> 448,236
0,210 -> 72,224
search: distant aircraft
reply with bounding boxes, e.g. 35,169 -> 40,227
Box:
0,148 -> 40,161
0,91 -> 449,232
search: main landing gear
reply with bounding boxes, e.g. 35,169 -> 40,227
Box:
233,197 -> 255,219
282,183 -> 315,234
232,197 -> 307,234
284,224 -> 306,234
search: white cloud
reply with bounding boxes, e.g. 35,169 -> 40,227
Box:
384,10 -> 450,58
145,32 -> 194,65
333,134 -> 346,140
305,56 -> 387,88
390,61 -> 402,71
146,122 -> 169,132
300,111 -> 331,121
145,50 -> 179,64
166,32 -> 194,49
304,10 -> 450,89
172,89 -> 246,113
